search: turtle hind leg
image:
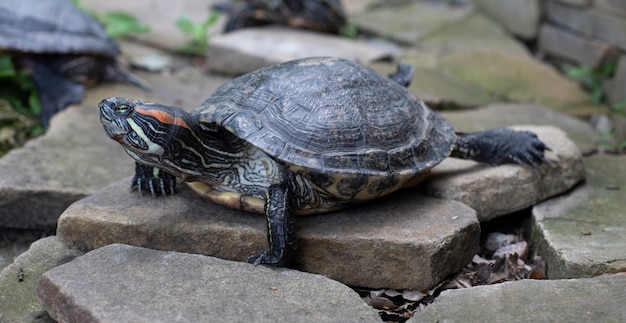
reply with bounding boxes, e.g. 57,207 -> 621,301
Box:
248,184 -> 297,267
451,128 -> 549,167
31,58 -> 84,128
131,162 -> 177,197
387,62 -> 415,88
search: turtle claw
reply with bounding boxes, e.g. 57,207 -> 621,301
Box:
247,252 -> 289,267
131,163 -> 177,197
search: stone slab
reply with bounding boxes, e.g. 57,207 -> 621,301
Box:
596,0 -> 626,17
57,180 -> 479,290
532,154 -> 626,279
603,54 -> 626,105
206,26 -> 393,76
439,48 -> 599,116
547,1 -> 626,51
410,274 -> 626,322
539,24 -> 616,68
0,236 -> 83,323
351,1 -> 473,45
424,125 -> 585,222
38,244 -> 382,323
473,0 -> 541,39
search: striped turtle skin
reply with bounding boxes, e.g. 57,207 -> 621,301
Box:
99,57 -> 548,267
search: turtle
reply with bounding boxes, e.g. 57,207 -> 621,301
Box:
214,0 -> 346,34
0,0 -> 148,127
99,57 -> 548,267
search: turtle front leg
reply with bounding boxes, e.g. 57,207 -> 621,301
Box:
131,162 -> 177,197
452,128 -> 549,167
248,184 -> 297,267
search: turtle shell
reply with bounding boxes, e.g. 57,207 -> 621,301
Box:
195,57 -> 455,200
0,0 -> 119,57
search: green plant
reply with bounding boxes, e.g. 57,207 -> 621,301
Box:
340,22 -> 358,39
566,64 -> 615,105
71,0 -> 150,38
176,11 -> 220,56
96,12 -> 150,38
0,56 -> 45,156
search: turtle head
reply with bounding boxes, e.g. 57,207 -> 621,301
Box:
99,97 -> 198,176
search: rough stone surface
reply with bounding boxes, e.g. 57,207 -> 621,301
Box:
424,125 -> 585,221
604,54 -> 626,105
473,0 -> 541,39
539,24 -> 616,68
546,1 -> 626,51
439,48 -> 598,116
596,0 -> 626,17
0,236 -> 83,323
532,154 -> 626,279
206,26 -> 393,76
38,244 -> 382,323
57,181 -> 479,290
410,274 -> 626,322
351,1 -> 473,45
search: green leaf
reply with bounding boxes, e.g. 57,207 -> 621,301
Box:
176,16 -> 196,35
98,11 -> 150,38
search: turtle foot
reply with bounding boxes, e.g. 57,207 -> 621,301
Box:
453,128 -> 549,167
247,252 -> 290,267
131,163 -> 177,197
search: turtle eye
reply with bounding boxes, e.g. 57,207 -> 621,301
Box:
115,104 -> 133,116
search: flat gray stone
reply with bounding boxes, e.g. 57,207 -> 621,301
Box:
604,54 -> 626,105
206,26 -> 392,75
410,274 -> 626,322
473,0 -> 541,39
38,244 -> 382,323
0,236 -> 83,323
351,2 -> 473,45
532,154 -> 626,279
57,181 -> 479,290
596,0 -> 626,16
539,24 -> 616,69
424,125 -> 585,222
546,1 -> 626,51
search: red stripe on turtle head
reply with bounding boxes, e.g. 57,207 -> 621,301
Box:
134,107 -> 191,130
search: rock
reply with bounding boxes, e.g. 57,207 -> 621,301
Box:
538,24 -> 618,69
596,0 -> 626,17
482,232 -> 518,252
0,236 -> 83,323
440,103 -> 600,154
419,13 -> 529,55
546,1 -> 626,51
351,1 -> 473,45
57,180 -> 479,290
410,274 -> 626,322
532,154 -> 626,279
424,125 -> 585,222
38,244 -> 382,322
473,0 -> 541,39
439,48 -> 599,116
604,54 -> 626,105
205,26 -> 392,76
0,57 -> 230,230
